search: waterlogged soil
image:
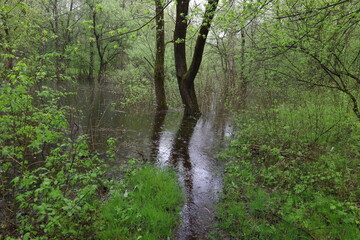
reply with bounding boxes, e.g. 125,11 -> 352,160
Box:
67,85 -> 234,239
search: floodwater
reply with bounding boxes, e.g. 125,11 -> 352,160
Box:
68,85 -> 234,239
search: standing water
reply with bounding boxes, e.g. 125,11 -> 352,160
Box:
67,85 -> 234,239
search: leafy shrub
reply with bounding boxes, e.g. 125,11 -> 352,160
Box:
110,64 -> 153,107
0,61 -> 109,239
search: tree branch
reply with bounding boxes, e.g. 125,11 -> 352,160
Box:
275,0 -> 353,20
101,0 -> 172,41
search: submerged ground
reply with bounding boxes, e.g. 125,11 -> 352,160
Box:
69,84 -> 234,239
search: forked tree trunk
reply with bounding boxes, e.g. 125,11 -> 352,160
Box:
174,0 -> 219,116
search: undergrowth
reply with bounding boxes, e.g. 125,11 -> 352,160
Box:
215,96 -> 360,239
98,162 -> 184,240
1,61 -> 184,240
0,61 -> 110,239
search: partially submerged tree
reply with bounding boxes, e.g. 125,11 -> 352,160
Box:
174,0 -> 219,116
154,0 -> 167,111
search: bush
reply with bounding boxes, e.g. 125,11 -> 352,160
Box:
0,61 -> 109,239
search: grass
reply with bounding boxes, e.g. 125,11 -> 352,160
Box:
214,94 -> 360,239
98,165 -> 184,240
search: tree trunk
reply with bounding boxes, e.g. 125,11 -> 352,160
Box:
228,32 -> 237,90
92,10 -> 106,84
88,41 -> 95,85
54,0 -> 61,80
54,0 -> 59,53
174,0 -> 219,116
3,27 -> 13,70
97,59 -> 106,84
239,28 -> 247,107
154,0 -> 167,111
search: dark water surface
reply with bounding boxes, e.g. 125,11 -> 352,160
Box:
68,85 -> 234,239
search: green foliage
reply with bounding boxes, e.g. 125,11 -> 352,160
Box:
215,96 -> 360,239
0,62 -> 109,239
237,92 -> 359,155
111,64 -> 153,107
0,61 -> 183,239
98,163 -> 184,240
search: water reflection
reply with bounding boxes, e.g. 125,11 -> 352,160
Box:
169,115 -> 198,239
150,110 -> 167,161
68,85 -> 234,239
150,111 -> 227,239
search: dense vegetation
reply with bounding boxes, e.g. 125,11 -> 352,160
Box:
0,61 -> 110,238
0,61 -> 183,239
1,0 -> 359,239
215,94 -> 359,239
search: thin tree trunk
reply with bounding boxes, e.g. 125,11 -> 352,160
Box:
65,0 -> 74,46
154,0 -> 167,111
344,89 -> 360,121
97,59 -> 106,84
92,10 -> 105,84
54,0 -> 61,80
54,0 -> 59,51
228,32 -> 237,90
88,41 -> 95,85
239,28 -> 247,107
3,27 -> 13,70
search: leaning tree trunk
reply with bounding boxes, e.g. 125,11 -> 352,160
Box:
174,0 -> 219,116
154,0 -> 167,111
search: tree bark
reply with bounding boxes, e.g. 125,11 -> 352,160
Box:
239,28 -> 248,108
53,0 -> 62,80
88,41 -> 95,85
92,10 -> 106,84
228,32 -> 237,90
3,26 -> 13,70
154,0 -> 167,111
174,0 -> 219,116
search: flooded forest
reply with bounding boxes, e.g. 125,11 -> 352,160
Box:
1,0 -> 359,239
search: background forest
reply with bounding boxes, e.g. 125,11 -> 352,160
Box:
1,0 -> 359,239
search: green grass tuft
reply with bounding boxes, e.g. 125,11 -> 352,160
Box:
98,165 -> 184,240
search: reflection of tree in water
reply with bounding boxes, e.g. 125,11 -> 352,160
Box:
149,110 -> 167,161
83,87 -> 121,152
169,114 -> 199,240
149,111 -> 199,239
149,106 -> 232,240
85,87 -> 106,150
150,107 -> 231,239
